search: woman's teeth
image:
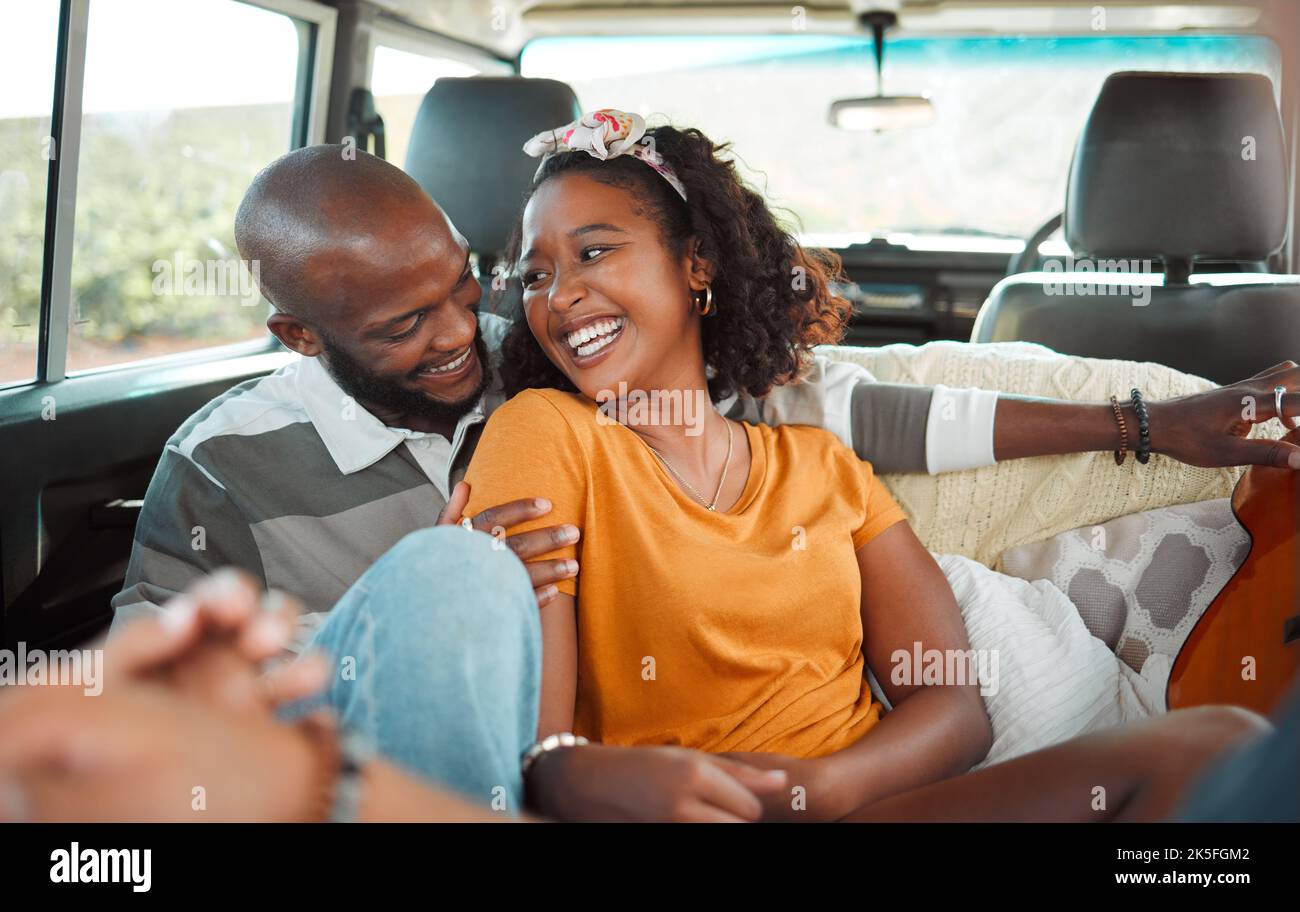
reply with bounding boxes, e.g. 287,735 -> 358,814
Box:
425,347 -> 471,374
566,317 -> 625,357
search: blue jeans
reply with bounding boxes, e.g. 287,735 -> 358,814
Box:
296,526 -> 541,815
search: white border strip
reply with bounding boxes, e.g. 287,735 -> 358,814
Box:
41,0 -> 90,383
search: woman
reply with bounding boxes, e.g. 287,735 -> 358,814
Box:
463,110 -> 1268,822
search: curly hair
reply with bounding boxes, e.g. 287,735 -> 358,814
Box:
496,125 -> 852,402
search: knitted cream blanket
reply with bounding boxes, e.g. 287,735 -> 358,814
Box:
819,341 -> 1285,567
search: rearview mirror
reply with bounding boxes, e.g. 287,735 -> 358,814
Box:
832,9 -> 935,132
829,95 -> 935,131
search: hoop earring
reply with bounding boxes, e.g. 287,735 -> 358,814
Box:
696,285 -> 714,316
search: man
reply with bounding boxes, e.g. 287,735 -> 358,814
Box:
110,145 -> 1300,817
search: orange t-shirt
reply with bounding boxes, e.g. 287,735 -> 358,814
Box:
463,388 -> 910,759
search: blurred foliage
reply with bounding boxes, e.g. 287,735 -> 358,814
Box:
0,103 -> 292,368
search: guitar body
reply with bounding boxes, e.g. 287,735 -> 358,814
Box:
1167,426 -> 1300,714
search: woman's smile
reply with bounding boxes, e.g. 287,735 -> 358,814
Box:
555,313 -> 629,370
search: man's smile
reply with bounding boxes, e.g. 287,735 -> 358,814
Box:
417,345 -> 478,386
420,344 -> 475,376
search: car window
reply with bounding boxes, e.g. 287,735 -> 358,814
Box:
521,34 -> 1281,249
60,0 -> 305,376
371,44 -> 480,169
0,0 -> 60,387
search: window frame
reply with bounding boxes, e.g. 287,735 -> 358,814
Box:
15,0 -> 337,393
516,31 -> 1290,266
366,15 -> 511,86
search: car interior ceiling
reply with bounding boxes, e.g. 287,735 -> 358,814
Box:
2,0 -> 1299,653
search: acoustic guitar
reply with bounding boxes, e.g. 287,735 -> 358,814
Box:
1167,425 -> 1300,713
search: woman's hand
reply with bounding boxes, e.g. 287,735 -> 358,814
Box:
1148,360 -> 1300,469
105,568 -> 329,715
0,571 -> 337,822
0,673 -> 327,822
526,743 -> 788,822
0,573 -> 520,825
716,752 -> 850,822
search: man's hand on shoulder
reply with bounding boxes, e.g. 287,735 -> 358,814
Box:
437,481 -> 580,607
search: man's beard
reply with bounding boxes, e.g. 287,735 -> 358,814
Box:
321,328 -> 491,427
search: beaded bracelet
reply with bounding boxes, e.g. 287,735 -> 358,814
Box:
1130,388 -> 1151,464
297,715 -> 373,823
1109,395 -> 1129,465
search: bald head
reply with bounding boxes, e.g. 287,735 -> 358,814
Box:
234,144 -> 461,321
236,145 -> 487,435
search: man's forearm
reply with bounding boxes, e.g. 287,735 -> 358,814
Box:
992,394 -> 1137,462
358,757 -> 529,823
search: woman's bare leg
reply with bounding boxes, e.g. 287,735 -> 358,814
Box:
841,705 -> 1272,823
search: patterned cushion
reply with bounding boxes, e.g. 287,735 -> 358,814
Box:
996,498 -> 1249,672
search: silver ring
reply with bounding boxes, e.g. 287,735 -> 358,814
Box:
1274,385 -> 1300,429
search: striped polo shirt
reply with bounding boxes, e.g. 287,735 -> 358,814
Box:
110,311 -> 996,650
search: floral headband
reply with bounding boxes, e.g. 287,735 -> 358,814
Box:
522,108 -> 688,202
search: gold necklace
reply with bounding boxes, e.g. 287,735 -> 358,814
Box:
645,418 -> 735,511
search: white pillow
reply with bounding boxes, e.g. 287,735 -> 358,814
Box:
931,553 -> 1167,768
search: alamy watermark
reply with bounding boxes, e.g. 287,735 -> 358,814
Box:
1042,255 -> 1153,306
50,843 -> 150,892
890,641 -> 1000,696
594,382 -> 710,436
0,643 -> 103,696
151,253 -> 261,307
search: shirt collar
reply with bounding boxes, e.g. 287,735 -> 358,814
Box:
294,355 -> 488,476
